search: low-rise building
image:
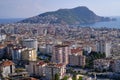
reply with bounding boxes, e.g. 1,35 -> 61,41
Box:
67,74 -> 92,80
76,74 -> 92,80
0,60 -> 15,78
9,77 -> 38,80
93,59 -> 111,71
112,59 -> 120,73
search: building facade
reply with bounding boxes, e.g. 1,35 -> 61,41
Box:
45,63 -> 66,80
0,60 -> 15,78
25,61 -> 46,76
96,40 -> 111,57
22,38 -> 38,51
21,48 -> 37,61
52,45 -> 70,64
69,47 -> 86,67
12,47 -> 27,62
112,59 -> 120,73
93,59 -> 111,71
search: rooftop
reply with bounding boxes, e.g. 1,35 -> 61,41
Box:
37,61 -> 46,66
0,60 -> 14,67
71,47 -> 82,54
55,44 -> 69,47
47,63 -> 65,68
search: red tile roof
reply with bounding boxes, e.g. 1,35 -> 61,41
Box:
0,60 -> 14,67
71,47 -> 82,53
56,63 -> 64,67
47,63 -> 65,67
37,61 -> 46,66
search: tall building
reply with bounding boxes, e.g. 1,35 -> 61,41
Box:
69,47 -> 86,67
21,48 -> 37,61
52,45 -> 70,64
96,40 -> 105,53
5,44 -> 14,59
22,38 -> 38,51
105,42 -> 111,57
96,40 -> 111,57
45,63 -> 66,80
46,44 -> 54,54
69,55 -> 86,67
25,61 -> 46,76
12,47 -> 27,63
0,44 -> 5,59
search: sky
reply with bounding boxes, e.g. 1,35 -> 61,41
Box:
0,0 -> 120,18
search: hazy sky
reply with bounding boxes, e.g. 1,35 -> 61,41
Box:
0,0 -> 120,18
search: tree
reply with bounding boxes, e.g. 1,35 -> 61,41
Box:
85,51 -> 106,68
78,76 -> 82,80
61,76 -> 68,80
72,74 -> 77,80
55,73 -> 60,80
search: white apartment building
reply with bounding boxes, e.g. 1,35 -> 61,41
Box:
45,63 -> 66,80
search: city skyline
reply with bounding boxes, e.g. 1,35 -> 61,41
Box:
0,0 -> 120,18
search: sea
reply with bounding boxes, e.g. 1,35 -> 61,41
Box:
0,17 -> 120,29
0,18 -> 24,24
80,17 -> 120,29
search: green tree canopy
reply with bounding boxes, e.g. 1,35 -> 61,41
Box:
61,76 -> 69,80
55,73 -> 60,80
78,76 -> 82,80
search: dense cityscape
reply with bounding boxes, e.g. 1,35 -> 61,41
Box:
0,22 -> 120,80
0,0 -> 120,80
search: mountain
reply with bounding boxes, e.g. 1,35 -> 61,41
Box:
20,6 -> 113,25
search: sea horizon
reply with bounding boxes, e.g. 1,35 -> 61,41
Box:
80,16 -> 120,29
0,16 -> 120,29
0,18 -> 24,24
